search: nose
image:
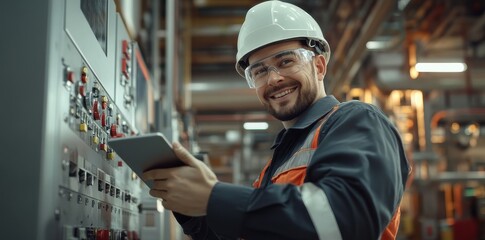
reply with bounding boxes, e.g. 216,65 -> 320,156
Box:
266,67 -> 283,86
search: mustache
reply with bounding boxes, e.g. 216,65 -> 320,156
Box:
264,81 -> 299,98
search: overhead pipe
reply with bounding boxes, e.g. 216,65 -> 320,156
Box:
431,108 -> 485,129
328,0 -> 396,96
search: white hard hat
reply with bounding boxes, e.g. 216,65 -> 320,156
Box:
235,0 -> 331,77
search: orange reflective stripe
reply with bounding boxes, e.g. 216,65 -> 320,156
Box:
311,126 -> 321,149
254,104 -> 339,188
253,160 -> 271,188
381,207 -> 401,240
252,104 -> 400,239
271,166 -> 306,185
311,105 -> 339,148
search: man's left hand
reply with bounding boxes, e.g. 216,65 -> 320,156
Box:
142,142 -> 218,216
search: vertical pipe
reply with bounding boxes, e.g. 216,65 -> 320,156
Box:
152,0 -> 161,130
163,0 -> 176,142
461,14 -> 473,105
183,0 -> 192,111
411,90 -> 426,151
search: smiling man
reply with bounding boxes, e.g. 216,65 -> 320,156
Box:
143,1 -> 410,239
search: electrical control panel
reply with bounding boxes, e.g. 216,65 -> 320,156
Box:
1,0 -> 153,239
58,0 -> 152,239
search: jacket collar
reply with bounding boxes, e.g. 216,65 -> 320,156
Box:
271,95 -> 340,149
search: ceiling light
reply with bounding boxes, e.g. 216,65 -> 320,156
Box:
415,63 -> 467,72
244,122 -> 268,130
366,41 -> 390,50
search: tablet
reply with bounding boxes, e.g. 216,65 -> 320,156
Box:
108,132 -> 184,187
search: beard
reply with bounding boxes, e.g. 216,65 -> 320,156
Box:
264,78 -> 317,121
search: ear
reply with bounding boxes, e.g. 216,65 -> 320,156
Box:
314,54 -> 327,81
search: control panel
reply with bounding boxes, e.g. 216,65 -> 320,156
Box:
2,0 -> 154,239
57,1 -> 149,238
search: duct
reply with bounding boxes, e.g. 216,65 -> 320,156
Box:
328,0 -> 396,96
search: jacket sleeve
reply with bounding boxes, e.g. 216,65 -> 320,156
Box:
204,102 -> 409,240
172,212 -> 224,240
308,102 -> 410,239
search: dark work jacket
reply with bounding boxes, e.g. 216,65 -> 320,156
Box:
174,95 -> 410,240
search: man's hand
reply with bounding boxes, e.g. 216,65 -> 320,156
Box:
142,142 -> 218,216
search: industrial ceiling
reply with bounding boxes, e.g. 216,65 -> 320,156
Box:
134,0 -> 485,181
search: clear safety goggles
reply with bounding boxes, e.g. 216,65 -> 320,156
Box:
244,48 -> 315,88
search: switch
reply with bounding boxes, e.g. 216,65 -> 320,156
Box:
92,135 -> 99,145
122,40 -> 131,60
132,231 -> 140,240
101,96 -> 108,110
69,106 -> 76,117
110,124 -> 117,137
86,172 -> 93,186
78,85 -> 86,97
107,104 -> 113,117
92,99 -> 100,120
84,92 -> 93,112
79,122 -> 87,132
80,66 -> 88,84
116,188 -> 120,198
112,229 -> 121,240
87,118 -> 93,130
107,149 -> 115,160
122,58 -> 129,79
98,180 -> 104,192
81,74 -> 88,84
96,229 -> 110,240
86,227 -> 96,240
63,225 -> 76,240
121,230 -> 128,240
65,68 -> 74,84
68,161 -> 77,177
75,105 -> 82,119
76,227 -> 86,239
105,115 -> 112,128
73,227 -> 80,238
78,169 -> 85,183
99,143 -> 108,152
92,84 -> 100,98
122,123 -> 130,134
101,113 -> 106,127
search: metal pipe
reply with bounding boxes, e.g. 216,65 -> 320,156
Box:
328,0 -> 396,96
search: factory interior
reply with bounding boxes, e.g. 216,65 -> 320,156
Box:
2,0 -> 485,239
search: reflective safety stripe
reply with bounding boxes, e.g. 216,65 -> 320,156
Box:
253,103 -> 400,239
272,148 -> 315,179
300,183 -> 342,240
272,105 -> 339,182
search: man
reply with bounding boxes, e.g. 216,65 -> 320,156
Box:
143,1 -> 410,239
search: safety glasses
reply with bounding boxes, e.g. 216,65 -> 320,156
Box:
244,48 -> 315,88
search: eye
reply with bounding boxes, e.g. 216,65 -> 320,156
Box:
252,67 -> 268,78
278,57 -> 297,68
